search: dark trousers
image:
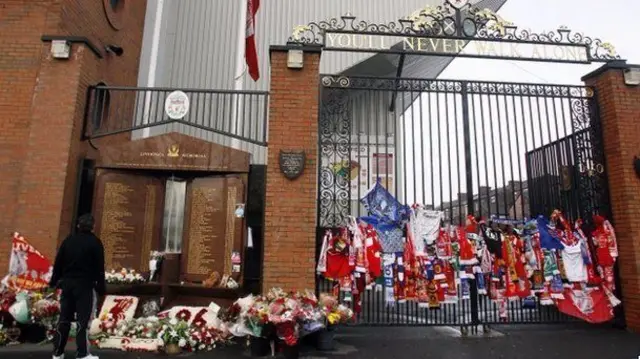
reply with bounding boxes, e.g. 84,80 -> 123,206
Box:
53,281 -> 95,358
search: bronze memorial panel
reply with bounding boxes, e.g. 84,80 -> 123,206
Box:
182,176 -> 246,283
93,169 -> 164,272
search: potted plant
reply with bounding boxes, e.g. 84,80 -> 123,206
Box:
158,319 -> 190,355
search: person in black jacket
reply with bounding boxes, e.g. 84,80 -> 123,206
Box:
49,213 -> 106,359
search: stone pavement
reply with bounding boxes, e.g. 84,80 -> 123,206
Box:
1,323 -> 639,359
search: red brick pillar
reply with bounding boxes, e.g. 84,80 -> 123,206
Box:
583,61 -> 640,332
263,48 -> 321,292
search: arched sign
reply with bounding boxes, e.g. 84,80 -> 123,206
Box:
288,0 -> 621,64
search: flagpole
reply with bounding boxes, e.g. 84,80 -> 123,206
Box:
230,0 -> 247,151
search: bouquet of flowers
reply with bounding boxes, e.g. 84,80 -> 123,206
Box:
31,296 -> 61,340
117,317 -> 164,340
320,294 -> 353,326
244,296 -> 270,337
187,325 -> 227,352
295,291 -> 325,335
0,291 -> 16,313
159,319 -> 190,348
105,269 -> 146,284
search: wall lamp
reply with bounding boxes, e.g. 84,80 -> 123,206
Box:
105,44 -> 124,57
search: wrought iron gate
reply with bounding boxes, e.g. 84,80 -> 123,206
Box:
316,75 -> 610,326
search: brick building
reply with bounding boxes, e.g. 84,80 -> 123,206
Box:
0,0 -> 147,272
1,0 -> 639,334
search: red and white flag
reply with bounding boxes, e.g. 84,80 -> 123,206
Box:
245,0 -> 260,81
555,288 -> 615,324
1,232 -> 52,292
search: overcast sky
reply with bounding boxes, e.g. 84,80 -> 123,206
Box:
397,0 -> 639,209
441,0 -> 640,82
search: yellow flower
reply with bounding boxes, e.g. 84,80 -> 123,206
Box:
327,312 -> 341,325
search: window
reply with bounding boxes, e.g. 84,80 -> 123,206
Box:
490,196 -> 496,203
162,178 -> 187,253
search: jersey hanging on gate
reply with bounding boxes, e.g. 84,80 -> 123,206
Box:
359,178 -> 410,227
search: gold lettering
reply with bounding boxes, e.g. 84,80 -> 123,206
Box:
403,37 -> 415,51
442,39 -> 453,53
417,38 -> 428,51
352,34 -> 365,49
475,41 -> 498,56
326,33 -> 338,47
542,44 -> 550,60
509,43 -> 522,58
553,46 -> 566,60
564,47 -> 577,62
380,36 -> 388,50
428,38 -> 441,52
337,34 -> 350,48
531,45 -> 542,59
455,40 -> 466,53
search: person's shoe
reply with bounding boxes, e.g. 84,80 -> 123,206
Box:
53,354 -> 64,359
77,355 -> 99,359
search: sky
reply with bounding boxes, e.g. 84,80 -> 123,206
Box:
441,0 -> 640,83
396,0 -> 640,210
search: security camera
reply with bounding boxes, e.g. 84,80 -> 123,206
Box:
105,45 -> 124,57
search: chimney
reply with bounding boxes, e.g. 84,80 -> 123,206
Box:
457,192 -> 467,203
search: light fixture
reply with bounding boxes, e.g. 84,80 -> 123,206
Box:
287,49 -> 304,69
105,44 -> 124,57
51,40 -> 71,59
623,68 -> 640,86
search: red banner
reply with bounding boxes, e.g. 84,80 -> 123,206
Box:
555,288 -> 614,324
1,232 -> 52,291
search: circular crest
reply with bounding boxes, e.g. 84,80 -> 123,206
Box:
164,91 -> 190,120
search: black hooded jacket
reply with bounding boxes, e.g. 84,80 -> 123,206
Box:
49,231 -> 107,295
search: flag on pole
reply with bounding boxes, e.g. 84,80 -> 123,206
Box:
245,0 -> 260,81
1,232 -> 52,292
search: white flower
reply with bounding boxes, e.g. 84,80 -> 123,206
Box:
169,318 -> 178,326
178,339 -> 187,348
199,344 -> 205,350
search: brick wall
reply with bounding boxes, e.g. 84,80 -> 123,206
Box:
583,62 -> 640,332
0,0 -> 147,270
263,50 -> 320,292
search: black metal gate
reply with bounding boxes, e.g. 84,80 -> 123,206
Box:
316,75 -> 610,326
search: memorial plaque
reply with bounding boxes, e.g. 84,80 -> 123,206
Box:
98,132 -> 250,173
93,170 -> 164,272
279,150 -> 306,180
225,175 -> 247,285
182,176 -> 246,283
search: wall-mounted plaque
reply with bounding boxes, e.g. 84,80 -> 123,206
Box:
93,170 -> 164,272
181,175 -> 246,283
279,150 -> 306,180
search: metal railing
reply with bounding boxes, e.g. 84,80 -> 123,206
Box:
83,85 -> 269,146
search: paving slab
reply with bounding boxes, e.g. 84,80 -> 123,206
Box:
1,323 -> 638,359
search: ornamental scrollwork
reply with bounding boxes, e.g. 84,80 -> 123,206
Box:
288,0 -> 620,62
318,88 -> 351,227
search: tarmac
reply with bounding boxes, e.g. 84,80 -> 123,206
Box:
1,323 -> 639,359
